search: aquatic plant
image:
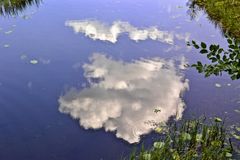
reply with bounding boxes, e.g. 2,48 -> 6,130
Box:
187,36 -> 240,80
123,117 -> 239,160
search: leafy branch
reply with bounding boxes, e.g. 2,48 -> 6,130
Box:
188,36 -> 240,80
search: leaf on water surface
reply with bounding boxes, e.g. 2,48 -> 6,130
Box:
5,30 -> 13,34
20,54 -> 28,60
30,59 -> 38,64
215,83 -> 221,88
234,109 -> 240,114
154,108 -> 161,113
214,117 -> 222,122
176,6 -> 184,9
3,44 -> 10,48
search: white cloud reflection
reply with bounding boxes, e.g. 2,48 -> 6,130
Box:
65,20 -> 190,44
59,53 -> 189,143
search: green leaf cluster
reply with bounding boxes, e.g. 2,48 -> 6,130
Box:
124,118 -> 238,160
188,36 -> 240,80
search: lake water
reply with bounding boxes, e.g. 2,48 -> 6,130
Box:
0,0 -> 239,159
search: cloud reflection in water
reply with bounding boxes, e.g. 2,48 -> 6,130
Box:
65,20 -> 190,44
59,54 -> 189,143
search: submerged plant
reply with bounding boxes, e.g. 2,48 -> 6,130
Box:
188,36 -> 240,80
123,117 -> 239,160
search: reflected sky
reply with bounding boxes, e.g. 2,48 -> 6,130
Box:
59,53 -> 188,143
0,0 -> 239,159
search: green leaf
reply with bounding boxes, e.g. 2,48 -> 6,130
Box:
210,57 -> 218,63
214,117 -> 222,122
231,74 -> 237,80
229,45 -> 235,49
218,48 -> 224,54
225,152 -> 232,158
182,132 -> 191,141
200,49 -> 208,54
223,55 -> 227,61
201,42 -> 207,48
197,61 -> 203,66
194,44 -> 200,49
230,53 -> 235,59
232,133 -> 240,140
143,153 -> 151,160
30,59 -> 38,64
236,127 -> 240,132
210,45 -> 215,51
153,142 -> 165,149
227,39 -> 232,44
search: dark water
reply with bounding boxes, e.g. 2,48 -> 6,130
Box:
0,0 -> 239,159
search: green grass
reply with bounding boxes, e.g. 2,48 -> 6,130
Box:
188,0 -> 240,40
123,117 -> 240,160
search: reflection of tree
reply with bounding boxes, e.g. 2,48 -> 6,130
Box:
188,36 -> 240,80
187,0 -> 240,40
0,0 -> 41,16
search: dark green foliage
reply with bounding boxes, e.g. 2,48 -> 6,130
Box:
123,118 -> 239,160
188,0 -> 240,40
0,0 -> 41,16
188,36 -> 240,80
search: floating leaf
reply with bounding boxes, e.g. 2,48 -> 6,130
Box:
30,59 -> 38,64
215,83 -> 221,88
234,109 -> 240,114
5,30 -> 13,34
3,44 -> 10,48
154,109 -> 161,113
214,117 -> 222,122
